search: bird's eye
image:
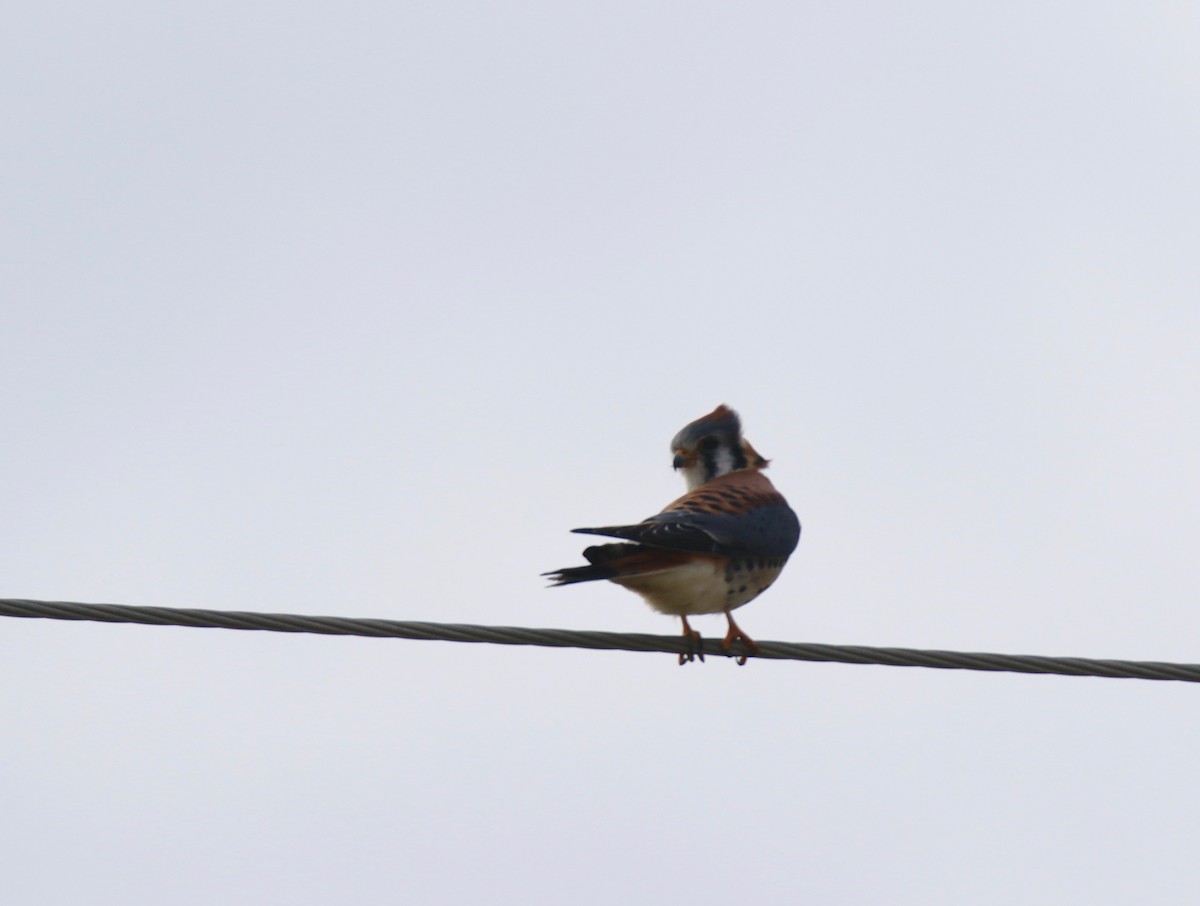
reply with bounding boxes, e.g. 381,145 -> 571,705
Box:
699,436 -> 720,452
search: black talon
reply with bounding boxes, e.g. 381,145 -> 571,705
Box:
678,616 -> 704,665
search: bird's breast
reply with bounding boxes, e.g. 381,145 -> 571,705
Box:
611,554 -> 788,616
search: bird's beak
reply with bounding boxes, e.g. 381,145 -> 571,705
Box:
672,449 -> 692,470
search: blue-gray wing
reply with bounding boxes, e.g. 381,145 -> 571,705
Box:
572,501 -> 800,560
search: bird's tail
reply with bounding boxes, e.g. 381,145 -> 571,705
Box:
542,543 -> 641,586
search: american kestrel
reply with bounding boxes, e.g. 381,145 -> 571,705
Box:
544,405 -> 801,665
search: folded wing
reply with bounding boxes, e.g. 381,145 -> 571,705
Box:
572,499 -> 800,560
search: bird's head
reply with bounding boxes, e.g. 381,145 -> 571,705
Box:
670,404 -> 769,490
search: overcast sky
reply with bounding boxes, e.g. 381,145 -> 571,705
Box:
3,2 -> 1200,903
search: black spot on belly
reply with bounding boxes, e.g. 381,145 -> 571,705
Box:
738,584 -> 747,593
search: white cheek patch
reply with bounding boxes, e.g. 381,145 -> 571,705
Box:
682,442 -> 740,489
680,462 -> 706,490
712,446 -> 736,478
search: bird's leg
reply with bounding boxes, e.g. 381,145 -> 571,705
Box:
679,616 -> 705,665
722,612 -> 760,666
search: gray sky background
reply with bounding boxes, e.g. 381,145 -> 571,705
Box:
4,2 -> 1200,903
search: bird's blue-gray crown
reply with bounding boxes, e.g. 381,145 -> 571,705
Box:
671,404 -> 768,489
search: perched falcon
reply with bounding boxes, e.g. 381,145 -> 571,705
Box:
544,405 -> 800,665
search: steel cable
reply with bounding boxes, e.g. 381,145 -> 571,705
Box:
1,598 -> 1197,682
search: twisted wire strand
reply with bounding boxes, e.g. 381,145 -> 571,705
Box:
1,598 -> 1197,682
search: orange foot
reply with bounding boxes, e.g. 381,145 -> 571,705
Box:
722,612 -> 760,666
678,616 -> 705,666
